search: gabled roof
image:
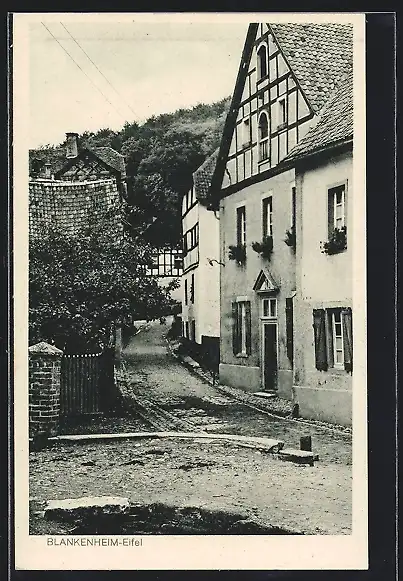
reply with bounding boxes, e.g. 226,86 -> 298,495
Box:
55,146 -> 126,179
284,67 -> 353,162
90,147 -> 126,175
193,148 -> 219,202
270,23 -> 353,113
208,22 -> 353,208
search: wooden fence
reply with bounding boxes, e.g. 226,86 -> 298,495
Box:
60,349 -> 115,416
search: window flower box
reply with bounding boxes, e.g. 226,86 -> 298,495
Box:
322,226 -> 347,255
251,235 -> 273,260
228,244 -> 246,265
284,226 -> 296,250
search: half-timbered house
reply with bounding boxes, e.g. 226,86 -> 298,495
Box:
55,132 -> 127,200
207,22 -> 353,424
181,149 -> 220,369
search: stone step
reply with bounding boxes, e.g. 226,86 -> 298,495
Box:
252,391 -> 277,399
278,448 -> 319,466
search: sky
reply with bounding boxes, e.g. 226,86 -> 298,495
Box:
27,17 -> 248,148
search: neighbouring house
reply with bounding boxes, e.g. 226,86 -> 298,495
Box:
146,246 -> 183,303
207,22 -> 353,425
181,149 -> 220,368
54,132 -> 128,200
283,69 -> 353,425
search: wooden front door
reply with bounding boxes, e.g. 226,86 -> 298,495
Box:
263,322 -> 278,391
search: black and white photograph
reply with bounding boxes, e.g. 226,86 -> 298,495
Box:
13,12 -> 369,570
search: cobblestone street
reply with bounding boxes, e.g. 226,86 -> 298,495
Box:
123,319 -> 352,466
29,320 -> 353,535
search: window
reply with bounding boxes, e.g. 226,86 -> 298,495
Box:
313,308 -> 353,372
257,44 -> 268,79
277,97 -> 287,129
236,206 -> 246,247
331,310 -> 344,368
184,223 -> 199,253
258,112 -> 269,162
232,300 -> 251,356
329,185 -> 346,230
326,184 -> 347,253
184,278 -> 188,305
262,298 -> 277,318
262,196 -> 273,237
242,118 -> 251,147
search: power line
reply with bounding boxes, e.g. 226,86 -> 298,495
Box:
41,22 -> 126,122
60,22 -> 137,118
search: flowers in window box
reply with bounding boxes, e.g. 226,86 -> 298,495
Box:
228,244 -> 246,264
251,235 -> 273,260
322,226 -> 347,255
284,226 -> 296,250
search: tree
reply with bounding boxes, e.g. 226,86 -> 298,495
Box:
29,96 -> 232,247
29,205 -> 179,353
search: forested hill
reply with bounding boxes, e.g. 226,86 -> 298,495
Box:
30,96 -> 231,247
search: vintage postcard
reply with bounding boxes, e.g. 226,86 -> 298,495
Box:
13,11 -> 367,570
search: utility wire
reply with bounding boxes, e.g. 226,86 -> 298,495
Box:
41,22 -> 126,121
60,22 -> 137,118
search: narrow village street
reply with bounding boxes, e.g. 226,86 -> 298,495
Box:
122,319 -> 352,466
30,320 -> 353,536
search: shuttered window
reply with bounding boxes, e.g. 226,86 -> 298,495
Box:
313,307 -> 353,373
342,308 -> 353,373
313,309 -> 328,371
232,300 -> 252,356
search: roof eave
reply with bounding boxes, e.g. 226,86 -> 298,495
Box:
206,23 -> 259,211
287,137 -> 353,166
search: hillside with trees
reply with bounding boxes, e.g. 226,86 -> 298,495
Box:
30,97 -> 230,247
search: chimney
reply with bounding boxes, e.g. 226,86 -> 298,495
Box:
65,132 -> 79,159
44,162 -> 52,179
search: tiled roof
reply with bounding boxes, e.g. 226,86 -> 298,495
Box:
193,148 -> 219,201
29,178 -> 120,238
55,146 -> 126,180
91,147 -> 126,175
283,67 -> 353,162
270,23 -> 353,113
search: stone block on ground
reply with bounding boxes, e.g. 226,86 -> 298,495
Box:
278,448 -> 319,465
45,496 -> 130,522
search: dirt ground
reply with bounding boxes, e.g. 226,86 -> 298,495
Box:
30,321 -> 352,535
29,436 -> 351,535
